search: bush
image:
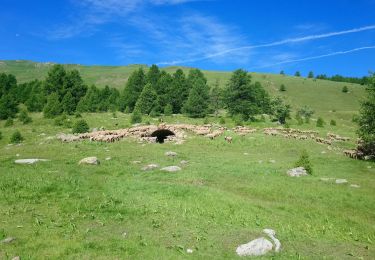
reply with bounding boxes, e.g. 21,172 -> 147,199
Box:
330,119 -> 336,126
342,86 -> 348,93
233,114 -> 244,126
316,117 -> 325,127
219,117 -> 226,124
0,131 -> 2,140
279,84 -> 286,91
295,113 -> 304,125
10,130 -> 24,144
131,109 -> 142,124
54,114 -> 72,128
4,118 -> 13,127
294,150 -> 313,174
72,119 -> 90,134
203,117 -> 209,124
164,104 -> 173,116
18,109 -> 32,124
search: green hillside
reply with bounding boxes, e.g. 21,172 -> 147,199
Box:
0,60 -> 366,116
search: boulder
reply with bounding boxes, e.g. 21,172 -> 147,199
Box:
165,151 -> 178,157
236,237 -> 273,256
15,159 -> 48,164
142,164 -> 159,171
1,237 -> 16,244
287,167 -> 308,177
161,166 -> 181,172
180,160 -> 189,165
79,157 -> 100,165
335,179 -> 348,184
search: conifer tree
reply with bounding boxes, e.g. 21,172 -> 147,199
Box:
183,69 -> 209,118
43,93 -> 62,118
61,91 -> 76,115
134,83 -> 158,114
120,68 -> 145,112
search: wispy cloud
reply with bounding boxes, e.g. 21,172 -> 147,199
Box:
158,24 -> 375,65
251,46 -> 375,69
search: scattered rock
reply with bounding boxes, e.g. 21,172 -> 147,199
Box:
269,160 -> 276,163
321,151 -> 326,154
320,177 -> 333,182
186,248 -> 193,254
16,154 -> 20,157
335,179 -> 348,184
350,184 -> 360,188
287,167 -> 308,177
132,161 -> 141,164
165,151 -> 178,157
122,232 -> 127,238
236,229 -> 281,257
12,257 -> 20,260
161,166 -> 181,172
15,159 -> 48,164
105,157 -> 111,161
1,237 -> 16,244
180,160 -> 189,165
79,157 -> 100,165
244,152 -> 249,155
142,164 -> 159,171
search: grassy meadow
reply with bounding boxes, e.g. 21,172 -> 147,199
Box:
0,111 -> 374,259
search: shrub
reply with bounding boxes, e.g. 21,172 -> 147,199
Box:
279,84 -> 286,92
131,109 -> 142,124
342,86 -> 348,93
74,112 -> 82,118
164,104 -> 173,116
0,131 -> 2,140
316,117 -> 325,127
295,113 -> 304,125
203,117 -> 209,124
18,109 -> 32,124
10,130 -> 24,144
330,119 -> 337,126
294,150 -> 313,174
219,117 -> 226,124
54,114 -> 72,128
149,108 -> 160,118
4,118 -> 13,127
72,119 -> 90,134
233,114 -> 244,126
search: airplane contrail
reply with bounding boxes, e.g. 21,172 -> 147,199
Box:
252,46 -> 375,69
157,24 -> 375,65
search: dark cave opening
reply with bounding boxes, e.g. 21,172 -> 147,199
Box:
151,129 -> 175,143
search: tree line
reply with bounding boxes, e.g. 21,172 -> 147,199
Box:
0,64 -> 290,123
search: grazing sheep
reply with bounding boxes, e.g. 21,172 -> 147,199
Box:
224,136 -> 233,143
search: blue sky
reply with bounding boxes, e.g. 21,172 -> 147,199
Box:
1,0 -> 375,76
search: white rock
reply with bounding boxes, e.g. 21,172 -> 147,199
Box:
186,248 -> 193,254
236,237 -> 273,256
105,157 -> 111,161
132,161 -> 141,164
287,167 -> 308,177
161,166 -> 181,172
142,164 -> 159,171
244,152 -> 249,155
269,159 -> 276,163
335,179 -> 348,184
320,177 -> 332,182
79,157 -> 100,165
263,229 -> 281,252
165,151 -> 178,157
1,237 -> 16,243
15,159 -> 48,164
350,184 -> 360,188
180,160 -> 189,165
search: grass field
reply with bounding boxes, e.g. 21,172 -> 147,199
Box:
0,112 -> 374,259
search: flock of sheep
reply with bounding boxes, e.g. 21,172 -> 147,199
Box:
57,123 -> 362,159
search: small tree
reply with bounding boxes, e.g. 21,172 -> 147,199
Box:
43,93 -> 62,118
271,97 -> 291,124
61,91 -> 76,115
316,117 -> 325,127
18,109 -> 32,124
219,117 -> 226,124
280,70 -> 285,75
297,106 -> 314,123
330,119 -> 337,126
308,71 -> 314,78
279,84 -> 286,92
131,109 -> 142,124
295,71 -> 301,77
0,131 -> 2,140
134,83 -> 158,114
4,118 -> 14,127
164,104 -> 173,116
342,86 -> 349,93
294,150 -> 313,174
72,119 -> 89,134
295,113 -> 304,125
10,130 -> 23,144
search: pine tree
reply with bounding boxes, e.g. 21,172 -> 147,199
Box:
44,64 -> 66,97
280,70 -> 285,75
119,68 -> 146,112
18,108 -> 32,124
168,69 -> 189,113
0,94 -> 18,120
63,69 -> 87,106
147,64 -> 160,87
182,70 -> 209,118
72,119 -> 90,133
134,83 -> 158,114
295,71 -> 301,77
210,79 -> 223,116
61,91 -> 76,114
155,71 -> 173,110
357,73 -> 375,156
279,84 -> 286,92
308,71 -> 314,78
43,93 -> 62,118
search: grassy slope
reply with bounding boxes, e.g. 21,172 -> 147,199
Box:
0,60 -> 373,259
0,113 -> 374,259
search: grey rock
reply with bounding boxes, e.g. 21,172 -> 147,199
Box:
15,159 -> 48,164
165,151 -> 178,157
132,160 -> 141,164
350,184 -> 360,188
335,179 -> 348,184
161,166 -> 181,172
236,237 -> 273,256
1,237 -> 16,244
142,164 -> 159,171
12,257 -> 20,260
287,167 -> 308,177
79,157 -> 100,165
180,160 -> 189,165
